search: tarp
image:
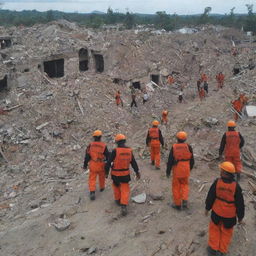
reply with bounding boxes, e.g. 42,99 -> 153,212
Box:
245,106 -> 256,117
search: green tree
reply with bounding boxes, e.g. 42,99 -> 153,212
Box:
199,7 -> 212,24
46,10 -> 54,22
245,4 -> 256,33
106,7 -> 117,24
155,11 -> 174,31
124,11 -> 135,29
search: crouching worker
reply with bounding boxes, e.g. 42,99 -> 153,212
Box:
83,130 -> 109,200
105,134 -> 141,216
205,161 -> 245,256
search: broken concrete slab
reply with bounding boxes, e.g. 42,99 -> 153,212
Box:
132,193 -> 146,204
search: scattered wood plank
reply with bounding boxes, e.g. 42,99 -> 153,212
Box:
36,122 -> 49,131
242,170 -> 256,181
4,104 -> 23,112
198,184 -> 205,192
76,98 -> 84,115
0,146 -> 9,163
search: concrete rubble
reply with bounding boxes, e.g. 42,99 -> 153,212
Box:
0,20 -> 256,255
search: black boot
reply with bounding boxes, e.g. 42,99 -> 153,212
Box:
121,205 -> 127,216
115,200 -> 121,206
207,246 -> 217,256
100,188 -> 105,192
182,200 -> 188,209
151,160 -> 155,166
171,204 -> 181,211
90,191 -> 95,200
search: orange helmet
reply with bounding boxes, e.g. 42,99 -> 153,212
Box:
93,130 -> 102,137
176,131 -> 187,140
115,134 -> 126,142
152,120 -> 160,126
227,120 -> 236,127
219,161 -> 235,173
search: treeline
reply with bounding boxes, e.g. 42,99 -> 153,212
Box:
0,5 -> 255,33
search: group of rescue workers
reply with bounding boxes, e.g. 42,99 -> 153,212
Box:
83,116 -> 245,256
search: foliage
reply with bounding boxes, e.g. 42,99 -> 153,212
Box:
0,5 -> 255,34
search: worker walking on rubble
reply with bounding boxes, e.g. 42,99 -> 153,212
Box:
146,120 -> 164,170
219,120 -> 244,181
115,90 -> 123,107
231,94 -> 248,121
167,75 -> 175,85
216,72 -> 225,89
105,134 -> 141,216
199,83 -> 205,100
166,131 -> 194,210
83,130 -> 109,200
201,73 -> 208,83
161,110 -> 168,125
205,161 -> 245,256
130,91 -> 138,108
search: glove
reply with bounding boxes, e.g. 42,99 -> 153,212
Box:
136,172 -> 141,180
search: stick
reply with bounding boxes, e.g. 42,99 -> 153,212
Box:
76,98 -> 84,115
230,107 -> 244,119
4,104 -> 23,112
0,146 -> 8,163
198,184 -> 205,192
36,122 -> 49,131
242,170 -> 256,181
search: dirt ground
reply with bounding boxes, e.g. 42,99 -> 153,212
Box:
0,22 -> 256,256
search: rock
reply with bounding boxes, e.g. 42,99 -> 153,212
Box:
202,117 -> 219,127
88,247 -> 97,254
52,218 -> 71,231
149,193 -> 164,201
132,193 -> 146,204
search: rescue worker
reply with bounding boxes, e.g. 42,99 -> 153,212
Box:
178,89 -> 184,103
115,91 -> 123,107
205,161 -> 245,256
219,120 -> 244,181
146,120 -> 164,170
161,110 -> 168,125
130,91 -> 137,108
231,96 -> 244,121
199,84 -> 205,101
201,73 -> 208,82
105,134 -> 141,216
167,75 -> 175,85
166,131 -> 194,210
83,130 -> 109,200
216,72 -> 225,89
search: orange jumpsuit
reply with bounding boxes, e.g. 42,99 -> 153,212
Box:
199,87 -> 205,100
161,111 -> 168,124
105,147 -> 139,206
201,73 -> 208,82
171,143 -> 193,206
207,179 -> 244,254
216,73 -> 225,89
232,99 -> 243,121
115,92 -> 121,106
148,127 -> 162,168
167,75 -> 174,85
86,142 -> 107,192
224,131 -> 242,173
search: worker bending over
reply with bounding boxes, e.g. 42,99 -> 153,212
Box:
216,72 -> 225,89
146,120 -> 164,169
205,161 -> 245,256
219,120 -> 244,180
83,130 -> 109,200
166,131 -> 194,210
161,110 -> 168,125
105,134 -> 140,216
